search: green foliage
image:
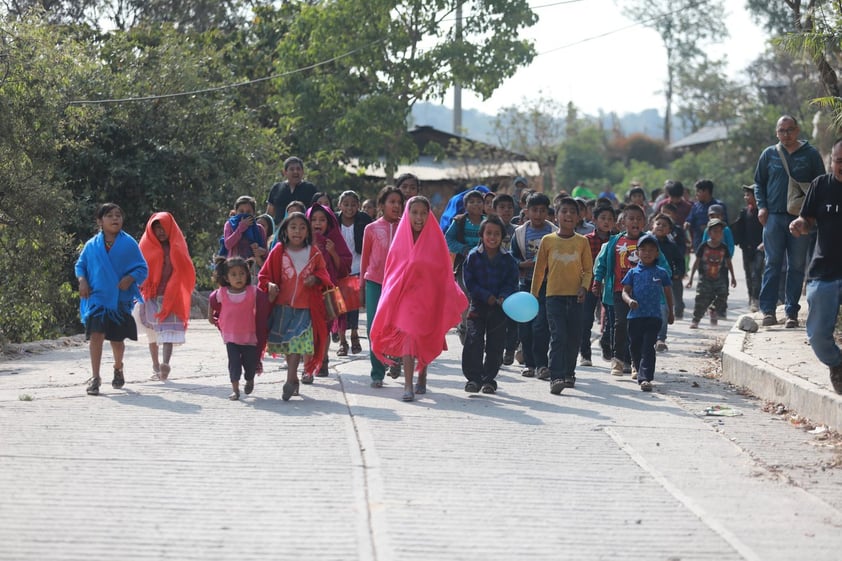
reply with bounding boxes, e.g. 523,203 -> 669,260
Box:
669,143 -> 752,214
557,127 -> 610,189
617,160 -> 670,196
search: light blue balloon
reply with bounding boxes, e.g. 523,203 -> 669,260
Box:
502,291 -> 539,323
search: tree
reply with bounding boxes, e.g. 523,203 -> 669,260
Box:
268,0 -> 538,185
556,126 -> 610,189
621,0 -> 727,143
493,95 -> 565,191
675,58 -> 748,132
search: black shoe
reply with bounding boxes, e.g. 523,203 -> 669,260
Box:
830,364 -> 842,394
564,377 -> 576,389
550,379 -> 565,395
536,367 -> 550,380
111,367 -> 124,389
464,381 -> 480,393
387,363 -> 401,379
502,352 -> 514,366
86,376 -> 101,396
244,378 -> 254,395
481,383 -> 496,394
282,381 -> 299,401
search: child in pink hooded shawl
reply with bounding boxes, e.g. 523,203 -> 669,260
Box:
370,196 -> 468,401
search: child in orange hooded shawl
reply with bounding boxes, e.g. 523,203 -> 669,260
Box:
258,212 -> 332,401
136,212 -> 196,381
370,196 -> 468,401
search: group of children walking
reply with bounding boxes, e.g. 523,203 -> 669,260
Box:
75,172 -> 749,401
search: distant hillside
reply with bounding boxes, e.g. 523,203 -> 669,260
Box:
410,102 -> 684,146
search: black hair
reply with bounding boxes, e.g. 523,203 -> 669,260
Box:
307,204 -> 334,233
832,137 -> 842,150
284,156 -> 304,170
623,203 -> 646,218
96,202 -> 123,220
665,180 -> 684,198
234,195 -> 257,214
493,193 -> 515,209
596,196 -> 613,208
479,215 -> 506,240
463,190 -> 485,204
310,191 -> 333,209
653,212 -> 674,228
592,205 -> 616,221
556,196 -> 579,213
407,195 -> 431,211
285,200 -> 306,215
377,185 -> 405,208
277,212 -> 312,246
395,173 -> 420,192
214,256 -> 251,287
339,190 -> 360,204
629,187 -> 646,198
695,179 -> 714,194
663,202 -> 678,213
526,192 -> 551,209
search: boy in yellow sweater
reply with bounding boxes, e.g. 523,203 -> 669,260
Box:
532,197 -> 594,394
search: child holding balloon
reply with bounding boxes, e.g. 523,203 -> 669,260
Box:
531,197 -> 593,394
461,216 -> 519,394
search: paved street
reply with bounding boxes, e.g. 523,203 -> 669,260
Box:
2,265 -> 842,560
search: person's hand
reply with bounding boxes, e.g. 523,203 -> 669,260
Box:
667,311 -> 675,325
78,277 -> 90,299
685,279 -> 693,288
239,215 -> 255,230
487,295 -> 497,306
628,299 -> 639,310
731,277 -> 737,288
267,282 -> 279,301
592,281 -> 603,297
117,275 -> 134,291
325,239 -> 337,256
576,286 -> 586,303
758,208 -> 768,227
789,217 -> 808,237
208,314 -> 218,326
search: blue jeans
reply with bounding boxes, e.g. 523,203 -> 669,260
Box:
519,280 -> 549,369
579,291 -> 599,360
760,213 -> 810,318
546,296 -> 583,381
806,279 -> 842,368
657,301 -> 669,342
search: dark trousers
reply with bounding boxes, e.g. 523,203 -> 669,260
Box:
693,278 -> 729,322
628,317 -> 662,382
742,248 -> 764,302
599,304 -> 614,359
612,291 -> 631,364
518,281 -> 549,369
579,291 -> 599,360
504,317 -> 519,356
227,343 -> 258,383
547,296 -> 584,381
672,278 -> 685,317
462,303 -> 507,387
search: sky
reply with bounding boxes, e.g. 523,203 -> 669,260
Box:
453,0 -> 770,117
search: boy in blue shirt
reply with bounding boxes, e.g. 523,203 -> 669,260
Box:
621,234 -> 674,391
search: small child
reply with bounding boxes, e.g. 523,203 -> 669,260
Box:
581,205 -> 615,366
336,190 -> 373,356
594,204 -> 671,377
396,172 -> 420,201
256,214 -> 276,252
731,185 -> 764,312
209,258 -> 271,400
360,186 -> 405,386
483,191 -> 497,216
512,193 -> 557,379
286,200 -> 306,217
686,219 -> 737,328
650,213 -> 684,352
136,212 -> 196,381
222,195 -> 267,265
75,203 -> 148,396
660,202 -> 689,318
307,203 -> 352,375
362,199 -> 377,220
445,189 -> 486,343
621,234 -> 674,391
574,198 -> 595,235
492,194 -> 518,365
532,197 -> 593,394
461,216 -> 519,394
258,212 -> 332,400
370,196 -> 467,401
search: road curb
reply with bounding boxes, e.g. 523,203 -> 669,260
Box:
721,322 -> 842,431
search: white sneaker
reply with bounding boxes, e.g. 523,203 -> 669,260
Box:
610,358 -> 624,377
579,357 -> 593,367
631,367 -> 638,381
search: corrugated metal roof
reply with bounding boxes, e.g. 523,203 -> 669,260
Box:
668,125 -> 729,150
346,155 -> 541,181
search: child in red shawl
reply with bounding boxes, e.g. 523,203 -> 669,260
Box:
136,212 -> 196,381
370,196 -> 468,401
306,204 -> 352,376
258,212 -> 332,401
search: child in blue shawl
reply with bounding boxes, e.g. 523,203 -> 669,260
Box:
75,203 -> 148,396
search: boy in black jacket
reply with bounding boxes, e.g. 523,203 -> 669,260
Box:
731,184 -> 764,312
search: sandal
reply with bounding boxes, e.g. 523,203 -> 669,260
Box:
350,334 -> 362,354
229,391 -> 240,401
282,381 -> 299,401
414,384 -> 426,395
86,376 -> 101,396
388,364 -> 401,379
401,390 -> 414,402
301,373 -> 314,384
112,367 -> 125,389
337,342 -> 348,357
159,363 -> 171,381
370,380 -> 383,388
